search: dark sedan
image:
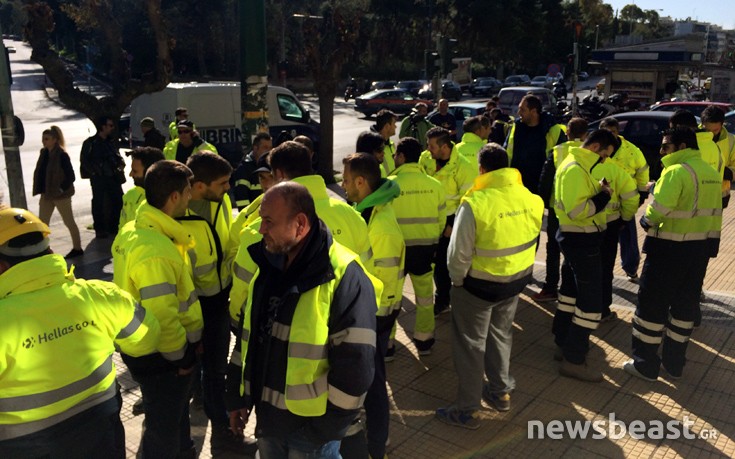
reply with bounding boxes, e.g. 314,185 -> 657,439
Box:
418,80 -> 462,102
589,111 -> 677,180
354,89 -> 434,117
470,77 -> 502,97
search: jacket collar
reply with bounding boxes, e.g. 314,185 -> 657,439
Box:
355,178 -> 400,212
0,254 -> 72,299
460,132 -> 486,144
136,203 -> 195,251
569,146 -> 603,171
467,167 -> 523,195
661,148 -> 700,168
391,162 -> 423,176
292,175 -> 329,200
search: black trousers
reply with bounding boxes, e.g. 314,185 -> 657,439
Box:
90,175 -> 123,235
632,238 -> 710,379
543,209 -> 561,292
600,219 -> 624,315
434,234 -> 452,309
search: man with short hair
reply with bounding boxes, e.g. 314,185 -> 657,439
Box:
140,117 -> 166,150
436,143 -> 543,428
169,107 -> 192,141
119,146 -> 165,229
552,129 -> 616,382
419,127 -> 475,314
456,115 -> 490,170
226,183 -> 377,458
0,208 -> 160,458
231,132 -> 273,210
535,117 -> 588,302
390,137 -> 446,355
504,94 -> 566,195
370,109 -> 399,176
163,120 -> 218,164
342,153 -> 404,459
399,102 -> 434,149
179,152 -> 250,453
112,160 -> 204,457
80,116 -> 126,239
599,116 -> 649,283
624,127 -> 722,381
701,105 -> 735,207
428,99 -> 457,140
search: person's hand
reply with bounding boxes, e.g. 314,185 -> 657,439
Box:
443,225 -> 453,238
229,408 -> 250,437
599,178 -> 612,195
177,365 -> 195,376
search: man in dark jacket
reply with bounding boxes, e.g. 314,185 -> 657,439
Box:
140,117 -> 166,150
80,116 -> 125,238
231,132 -> 272,210
226,182 -> 377,458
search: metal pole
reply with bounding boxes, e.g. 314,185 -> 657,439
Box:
240,0 -> 269,154
595,25 -> 600,50
0,26 -> 27,208
572,41 -> 579,117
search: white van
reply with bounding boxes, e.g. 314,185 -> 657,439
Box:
129,82 -> 320,164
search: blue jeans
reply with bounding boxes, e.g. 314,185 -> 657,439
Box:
619,218 -> 640,275
135,369 -> 194,458
258,432 -> 342,459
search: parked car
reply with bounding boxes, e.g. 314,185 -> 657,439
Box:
470,77 -> 502,97
650,101 -> 735,118
396,80 -> 425,97
503,74 -> 531,87
426,102 -> 487,138
369,80 -> 397,91
530,75 -> 554,89
578,71 -> 589,81
418,80 -> 462,102
497,86 -> 561,118
725,110 -> 735,134
589,111 -> 679,180
354,89 -> 433,117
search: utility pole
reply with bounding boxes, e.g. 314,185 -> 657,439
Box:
571,22 -> 582,118
240,0 -> 269,154
0,25 -> 27,208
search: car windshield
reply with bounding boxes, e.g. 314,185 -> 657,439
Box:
532,77 -> 547,82
478,79 -> 494,85
506,76 -> 521,83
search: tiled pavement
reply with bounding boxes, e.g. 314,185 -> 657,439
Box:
50,200 -> 735,458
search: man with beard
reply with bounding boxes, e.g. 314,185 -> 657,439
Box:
226,182 -> 377,458
179,152 -> 255,454
119,147 -> 165,229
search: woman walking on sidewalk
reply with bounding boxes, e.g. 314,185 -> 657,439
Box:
32,125 -> 83,258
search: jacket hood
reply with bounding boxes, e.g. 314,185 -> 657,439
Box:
0,254 -> 71,299
391,162 -> 423,176
355,178 -> 400,212
135,203 -> 195,253
661,148 -> 700,168
467,167 -> 523,195
292,175 -> 329,200
569,146 -> 604,171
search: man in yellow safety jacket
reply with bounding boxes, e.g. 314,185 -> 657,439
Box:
624,127 -> 722,382
419,127 -> 476,314
455,115 -> 490,170
225,183 -> 377,457
0,208 -> 160,458
436,144 -> 542,428
168,107 -> 194,141
342,153 -> 404,459
119,146 -> 164,230
370,109 -> 398,177
599,117 -> 650,283
112,160 -> 204,458
702,105 -> 735,208
389,137 -> 446,355
552,129 -> 617,383
163,120 -> 218,164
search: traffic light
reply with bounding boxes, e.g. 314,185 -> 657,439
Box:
440,37 -> 458,78
424,49 -> 439,78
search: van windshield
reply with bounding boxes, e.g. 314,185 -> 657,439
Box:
277,94 -> 305,121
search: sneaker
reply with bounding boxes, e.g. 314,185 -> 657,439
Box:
661,364 -> 682,380
435,407 -> 480,430
434,303 -> 451,316
600,311 -> 618,324
482,387 -> 511,412
415,338 -> 434,356
384,346 -> 396,363
210,427 -> 258,454
531,288 -> 558,302
131,397 -> 145,416
623,359 -> 658,382
559,359 -> 603,382
626,272 -> 639,284
64,248 -> 84,259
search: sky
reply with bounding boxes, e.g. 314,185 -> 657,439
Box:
605,0 -> 735,31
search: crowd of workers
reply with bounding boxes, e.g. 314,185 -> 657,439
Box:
0,95 -> 733,458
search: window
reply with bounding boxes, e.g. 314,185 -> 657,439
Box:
277,94 -> 305,121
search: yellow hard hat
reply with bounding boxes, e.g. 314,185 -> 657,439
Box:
0,208 -> 50,247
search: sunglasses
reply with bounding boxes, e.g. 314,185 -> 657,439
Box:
178,130 -> 192,134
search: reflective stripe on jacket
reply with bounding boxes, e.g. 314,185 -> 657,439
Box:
418,145 -> 475,217
554,147 -> 607,234
388,163 -> 447,246
0,254 -> 160,440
